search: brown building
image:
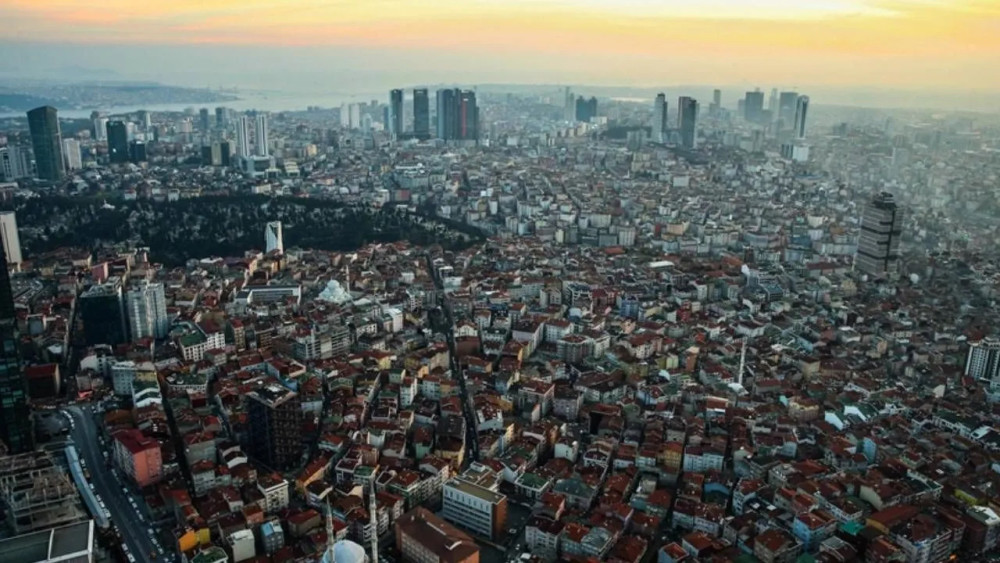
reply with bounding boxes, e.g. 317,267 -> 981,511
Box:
395,507 -> 480,563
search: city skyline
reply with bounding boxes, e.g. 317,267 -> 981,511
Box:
0,0 -> 998,97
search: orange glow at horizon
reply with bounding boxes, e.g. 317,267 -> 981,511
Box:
1,0 -> 999,89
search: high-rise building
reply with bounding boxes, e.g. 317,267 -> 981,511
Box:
744,90 -> 765,123
966,338 -> 1000,382
678,96 -> 699,150
0,241 -> 33,453
778,91 -> 799,129
199,108 -> 210,132
855,192 -> 903,278
713,89 -> 722,112
265,221 -> 283,254
436,89 -> 458,140
413,89 -> 431,139
27,106 -> 65,182
413,88 -> 430,140
128,141 -> 147,163
62,138 -> 82,170
564,87 -> 576,121
125,281 -> 168,342
255,114 -> 269,157
768,88 -> 779,117
247,380 -> 302,470
80,281 -> 128,345
93,115 -> 108,141
0,146 -> 31,181
0,212 -> 22,268
575,96 -> 597,122
106,120 -> 129,164
389,89 -> 404,137
236,116 -> 252,158
459,90 -> 478,142
215,106 -> 228,128
794,95 -> 810,139
652,93 -> 668,143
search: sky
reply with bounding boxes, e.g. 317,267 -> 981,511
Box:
1,0 -> 998,100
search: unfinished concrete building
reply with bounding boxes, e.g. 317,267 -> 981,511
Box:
0,451 -> 87,535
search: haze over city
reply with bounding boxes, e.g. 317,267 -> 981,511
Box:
1,0 -> 999,110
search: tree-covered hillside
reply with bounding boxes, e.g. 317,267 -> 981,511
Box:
15,195 -> 483,266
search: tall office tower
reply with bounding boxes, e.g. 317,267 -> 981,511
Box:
574,96 -> 597,122
794,95 -> 810,139
199,108 -> 210,132
215,107 -> 227,128
62,139 -> 82,170
246,380 -> 302,470
218,141 -> 232,167
80,281 -> 128,345
389,89 -> 404,137
0,242 -> 33,453
236,116 -> 252,158
768,88 -> 779,117
0,147 -> 31,181
125,281 -> 168,342
652,93 -> 668,143
436,89 -> 459,140
128,141 -> 147,163
458,90 -> 478,142
564,87 -> 576,121
94,116 -> 109,141
413,88 -> 430,140
744,90 -> 765,123
778,91 -> 799,129
0,211 -> 23,268
713,89 -> 722,111
139,110 -> 152,130
349,104 -> 362,130
265,221 -> 283,254
966,338 -> 1000,381
855,192 -> 903,278
106,120 -> 129,164
27,106 -> 65,182
254,114 -> 269,157
677,96 -> 699,150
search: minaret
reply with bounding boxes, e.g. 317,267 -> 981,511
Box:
738,338 -> 747,387
369,490 -> 378,563
326,498 -> 336,563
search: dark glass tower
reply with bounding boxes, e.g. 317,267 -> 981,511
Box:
436,89 -> 458,140
678,96 -> 699,150
26,106 -> 65,182
413,89 -> 430,140
744,90 -> 765,123
458,90 -> 478,142
0,243 -> 33,453
389,89 -> 404,137
106,120 -> 129,164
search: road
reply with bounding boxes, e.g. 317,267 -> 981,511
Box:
65,404 -> 158,562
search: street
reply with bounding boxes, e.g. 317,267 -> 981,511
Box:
65,404 -> 159,562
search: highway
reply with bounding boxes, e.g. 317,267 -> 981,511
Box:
65,404 -> 159,562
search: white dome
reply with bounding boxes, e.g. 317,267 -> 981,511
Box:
323,540 -> 367,563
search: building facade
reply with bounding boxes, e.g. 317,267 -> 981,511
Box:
855,192 -> 903,278
27,105 -> 65,181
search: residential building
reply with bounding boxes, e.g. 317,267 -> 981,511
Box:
855,192 -> 903,278
442,476 -> 508,541
0,211 -> 23,268
125,281 -> 169,341
395,507 -> 480,563
112,428 -> 163,487
246,380 -> 303,470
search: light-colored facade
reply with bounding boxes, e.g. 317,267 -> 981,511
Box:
265,221 -> 283,254
125,281 -> 169,341
0,211 -> 22,267
442,477 -> 508,541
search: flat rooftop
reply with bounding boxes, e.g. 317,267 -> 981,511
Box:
0,520 -> 93,563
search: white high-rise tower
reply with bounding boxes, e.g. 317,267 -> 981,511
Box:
236,116 -> 252,158
265,221 -> 283,255
0,211 -> 22,268
255,114 -> 269,157
125,280 -> 169,341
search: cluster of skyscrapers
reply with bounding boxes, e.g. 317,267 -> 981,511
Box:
741,88 -> 810,138
650,93 -> 699,149
563,87 -> 598,123
384,87 -> 479,142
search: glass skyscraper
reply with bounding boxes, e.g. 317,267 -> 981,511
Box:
27,106 -> 65,182
0,242 -> 33,453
